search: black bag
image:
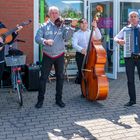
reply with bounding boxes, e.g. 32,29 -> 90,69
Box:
2,64 -> 12,87
23,64 -> 40,91
8,48 -> 23,56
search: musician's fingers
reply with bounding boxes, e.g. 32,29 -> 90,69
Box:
118,40 -> 125,46
120,40 -> 125,44
46,39 -> 54,46
48,39 -> 54,43
92,20 -> 97,28
17,26 -> 23,31
15,25 -> 23,33
0,47 -> 3,51
81,48 -> 86,55
0,37 -> 3,43
49,40 -> 54,45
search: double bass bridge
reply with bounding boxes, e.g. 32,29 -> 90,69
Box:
82,68 -> 92,72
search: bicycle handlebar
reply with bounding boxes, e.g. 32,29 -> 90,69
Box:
14,39 -> 26,43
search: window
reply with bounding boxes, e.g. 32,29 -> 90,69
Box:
119,2 -> 140,67
45,0 -> 84,19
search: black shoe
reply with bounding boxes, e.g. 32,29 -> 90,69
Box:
56,100 -> 65,108
35,101 -> 43,108
124,101 -> 136,107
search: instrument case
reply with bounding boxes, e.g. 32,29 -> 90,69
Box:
24,64 -> 40,91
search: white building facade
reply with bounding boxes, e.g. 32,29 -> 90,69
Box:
34,0 -> 140,79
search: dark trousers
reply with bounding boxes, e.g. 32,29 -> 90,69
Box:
75,52 -> 84,84
125,57 -> 140,102
0,62 -> 4,86
38,54 -> 64,102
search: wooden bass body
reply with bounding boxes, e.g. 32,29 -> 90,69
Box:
81,40 -> 109,101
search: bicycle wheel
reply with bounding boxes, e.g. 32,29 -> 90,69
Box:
16,82 -> 23,106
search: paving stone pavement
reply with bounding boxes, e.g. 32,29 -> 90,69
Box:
0,72 -> 140,140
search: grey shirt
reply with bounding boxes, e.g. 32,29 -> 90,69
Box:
35,20 -> 75,57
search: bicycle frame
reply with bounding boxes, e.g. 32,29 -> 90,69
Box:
5,39 -> 26,106
11,66 -> 23,106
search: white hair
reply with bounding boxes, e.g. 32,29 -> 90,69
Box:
128,11 -> 139,20
48,6 -> 60,16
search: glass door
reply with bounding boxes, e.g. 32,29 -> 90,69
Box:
88,0 -> 117,79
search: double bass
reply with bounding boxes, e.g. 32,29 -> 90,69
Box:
81,18 -> 109,101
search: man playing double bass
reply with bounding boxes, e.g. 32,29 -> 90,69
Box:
72,18 -> 102,97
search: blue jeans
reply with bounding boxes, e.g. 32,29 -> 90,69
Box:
38,54 -> 64,102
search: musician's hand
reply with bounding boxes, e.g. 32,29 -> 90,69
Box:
0,37 -> 3,51
81,48 -> 86,55
0,37 -> 3,43
92,20 -> 97,28
0,47 -> 3,51
0,37 -> 4,51
44,39 -> 54,46
15,25 -> 23,33
71,19 -> 78,27
117,39 -> 125,46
